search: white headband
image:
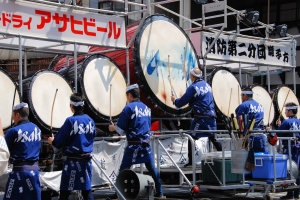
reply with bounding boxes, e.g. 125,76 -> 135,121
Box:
126,83 -> 139,92
13,102 -> 28,110
70,100 -> 84,107
286,106 -> 298,110
241,91 -> 253,95
190,69 -> 202,78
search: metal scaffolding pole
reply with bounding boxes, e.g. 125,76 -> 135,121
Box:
239,62 -> 242,86
74,42 -> 78,92
293,67 -> 296,94
267,65 -> 270,93
24,51 -> 27,78
19,35 -> 23,99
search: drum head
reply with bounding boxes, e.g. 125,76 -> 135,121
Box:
209,67 -> 241,118
251,85 -> 275,125
81,54 -> 127,119
28,70 -> 73,130
134,15 -> 199,116
275,86 -> 300,119
0,68 -> 21,129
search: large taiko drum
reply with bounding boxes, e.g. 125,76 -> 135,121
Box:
250,85 -> 275,125
272,85 -> 300,119
207,67 -> 241,118
57,54 -> 127,122
92,15 -> 199,117
0,68 -> 21,129
22,70 -> 73,133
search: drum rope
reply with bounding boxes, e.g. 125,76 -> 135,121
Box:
278,90 -> 291,120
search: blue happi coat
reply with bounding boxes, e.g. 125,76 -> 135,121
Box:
4,119 -> 41,200
174,79 -> 216,138
277,116 -> 300,166
235,99 -> 264,129
115,99 -> 153,164
52,113 -> 96,191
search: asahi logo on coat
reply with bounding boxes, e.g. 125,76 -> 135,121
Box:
70,121 -> 95,135
68,170 -> 76,190
6,179 -> 15,198
26,179 -> 34,191
15,127 -> 41,143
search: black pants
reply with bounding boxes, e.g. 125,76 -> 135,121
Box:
59,190 -> 94,200
187,135 -> 222,165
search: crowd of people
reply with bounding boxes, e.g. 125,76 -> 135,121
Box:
0,67 -> 299,200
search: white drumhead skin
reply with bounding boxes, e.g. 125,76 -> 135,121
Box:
139,20 -> 198,109
83,57 -> 127,117
211,69 -> 241,117
252,86 -> 275,125
0,70 -> 20,129
31,72 -> 73,129
276,86 -> 300,119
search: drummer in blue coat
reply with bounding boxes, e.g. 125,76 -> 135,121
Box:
108,84 -> 164,199
4,102 -> 41,200
48,93 -> 96,200
236,87 -> 266,155
171,68 -> 222,167
275,102 -> 300,200
235,87 -> 264,130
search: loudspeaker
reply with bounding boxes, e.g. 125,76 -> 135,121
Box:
116,169 -> 155,200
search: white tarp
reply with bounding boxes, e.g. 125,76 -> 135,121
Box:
91,140 -> 126,186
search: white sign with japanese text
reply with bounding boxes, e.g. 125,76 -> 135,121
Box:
202,32 -> 296,67
0,0 -> 126,48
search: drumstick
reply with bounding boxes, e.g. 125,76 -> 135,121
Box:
168,55 -> 177,98
238,85 -> 240,105
278,90 -> 291,120
168,55 -> 173,95
183,47 -> 188,88
11,86 -> 17,127
50,89 -> 58,130
109,84 -> 112,121
160,68 -> 167,105
228,88 -> 232,117
267,92 -> 275,126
